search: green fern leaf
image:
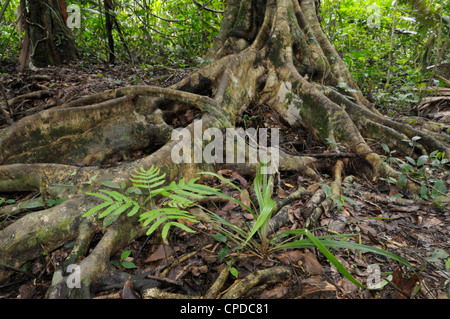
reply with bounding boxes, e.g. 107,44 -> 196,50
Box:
82,201 -> 113,217
99,202 -> 122,218
161,221 -> 196,239
145,216 -> 167,236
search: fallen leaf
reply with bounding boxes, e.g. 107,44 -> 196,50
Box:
392,268 -> 419,299
298,252 -> 323,275
306,183 -> 319,194
300,276 -> 336,297
145,245 -> 178,263
239,189 -> 251,208
258,286 -> 288,299
231,171 -> 248,186
277,187 -> 289,199
121,280 -> 140,299
18,284 -> 35,299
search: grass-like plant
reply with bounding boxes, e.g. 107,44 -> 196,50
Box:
83,164 -> 415,289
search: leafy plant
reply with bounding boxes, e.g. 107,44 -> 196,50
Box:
200,165 -> 415,289
82,165 -> 215,239
380,142 -> 449,204
83,163 -> 417,289
111,250 -> 137,269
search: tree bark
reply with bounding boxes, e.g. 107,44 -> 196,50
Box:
24,0 -> 77,68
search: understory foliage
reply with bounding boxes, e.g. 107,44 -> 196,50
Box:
1,0 -> 225,67
84,164 -> 415,289
321,0 -> 450,112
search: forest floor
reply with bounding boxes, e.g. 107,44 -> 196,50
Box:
0,60 -> 449,299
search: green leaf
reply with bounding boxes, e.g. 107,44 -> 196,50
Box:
99,202 -> 122,218
103,212 -> 121,227
304,230 -> 366,289
400,164 -> 414,172
432,195 -> 450,203
229,267 -> 239,278
121,250 -> 131,259
405,157 -> 416,166
82,201 -> 112,217
121,261 -> 137,269
101,181 -> 122,189
398,173 -> 407,188
431,180 -> 446,198
86,191 -> 113,202
322,184 -> 333,197
127,205 -> 141,216
212,233 -> 228,243
219,246 -> 229,263
161,221 -> 196,239
416,155 -> 428,167
145,216 -> 167,236
420,184 -> 429,200
280,238 -> 413,270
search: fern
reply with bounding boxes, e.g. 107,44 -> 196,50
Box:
83,165 -> 216,238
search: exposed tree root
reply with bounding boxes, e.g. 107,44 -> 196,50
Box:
220,266 -> 292,299
0,0 -> 448,299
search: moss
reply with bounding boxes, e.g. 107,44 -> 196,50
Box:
299,95 -> 330,139
268,34 -> 285,68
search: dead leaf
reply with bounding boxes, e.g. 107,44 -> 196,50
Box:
306,183 -> 319,195
239,189 -> 251,208
300,276 -> 336,297
222,199 -> 238,212
422,217 -> 442,228
298,252 -> 323,275
276,250 -> 304,264
217,169 -> 232,176
392,268 -> 419,299
258,286 -> 288,299
121,280 -> 140,299
18,284 -> 35,299
277,187 -> 289,199
231,171 -> 248,186
144,245 -> 178,263
389,187 -> 399,196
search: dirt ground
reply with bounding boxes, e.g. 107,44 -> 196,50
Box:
0,60 -> 449,299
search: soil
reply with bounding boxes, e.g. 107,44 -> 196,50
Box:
0,60 -> 449,299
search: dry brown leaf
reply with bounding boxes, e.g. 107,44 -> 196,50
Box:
392,268 -> 419,299
121,280 -> 140,299
306,183 -> 320,194
144,245 -> 177,263
239,189 -> 251,208
298,252 -> 323,275
258,286 -> 288,299
231,171 -> 248,186
300,276 -> 336,297
277,187 -> 289,199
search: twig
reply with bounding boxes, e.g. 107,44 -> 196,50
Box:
193,0 -> 224,14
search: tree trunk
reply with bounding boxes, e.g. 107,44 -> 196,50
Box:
24,0 -> 77,68
0,0 -> 448,298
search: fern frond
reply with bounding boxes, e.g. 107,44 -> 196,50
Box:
83,189 -> 141,220
130,165 -> 166,189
